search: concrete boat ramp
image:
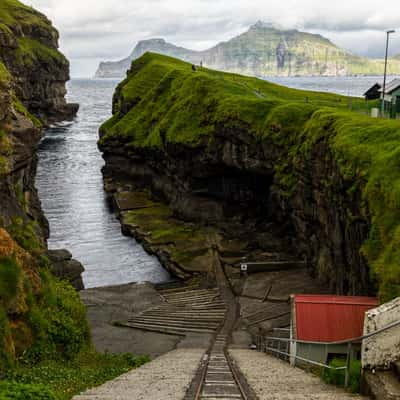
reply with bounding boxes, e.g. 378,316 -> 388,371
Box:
73,283 -> 365,400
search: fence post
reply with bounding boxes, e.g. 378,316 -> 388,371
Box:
345,342 -> 352,388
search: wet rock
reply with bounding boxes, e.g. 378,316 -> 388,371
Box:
48,249 -> 85,291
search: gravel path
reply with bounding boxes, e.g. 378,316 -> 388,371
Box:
229,349 -> 366,400
72,348 -> 205,400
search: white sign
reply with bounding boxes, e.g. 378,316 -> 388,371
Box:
241,264 -> 248,272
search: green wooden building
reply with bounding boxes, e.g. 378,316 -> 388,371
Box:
382,79 -> 400,114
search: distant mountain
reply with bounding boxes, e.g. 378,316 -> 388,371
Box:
95,21 -> 400,78
95,38 -> 196,78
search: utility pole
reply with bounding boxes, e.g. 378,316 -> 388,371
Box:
382,30 -> 395,116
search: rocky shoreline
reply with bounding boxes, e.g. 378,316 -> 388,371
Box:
101,173 -> 302,284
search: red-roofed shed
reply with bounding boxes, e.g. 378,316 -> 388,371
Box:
289,295 -> 379,367
294,295 -> 379,342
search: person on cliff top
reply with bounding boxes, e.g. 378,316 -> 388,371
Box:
192,64 -> 197,72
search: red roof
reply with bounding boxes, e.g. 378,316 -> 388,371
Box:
294,295 -> 379,343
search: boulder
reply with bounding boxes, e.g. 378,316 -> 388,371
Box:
48,249 -> 85,291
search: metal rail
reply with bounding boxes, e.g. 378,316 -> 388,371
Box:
263,319 -> 400,346
256,319 -> 400,388
194,353 -> 210,400
224,349 -> 249,400
194,339 -> 248,400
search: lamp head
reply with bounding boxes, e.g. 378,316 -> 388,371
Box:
387,30 -> 395,34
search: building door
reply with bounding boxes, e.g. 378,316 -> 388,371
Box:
397,97 -> 400,113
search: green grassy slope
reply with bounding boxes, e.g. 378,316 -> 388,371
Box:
0,62 -> 11,85
101,53 -> 369,148
0,0 -> 50,25
101,53 -> 400,300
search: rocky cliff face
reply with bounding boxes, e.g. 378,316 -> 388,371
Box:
99,53 -> 400,301
0,1 -> 86,369
95,21 -> 400,78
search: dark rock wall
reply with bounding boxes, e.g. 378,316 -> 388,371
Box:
0,3 -> 81,286
0,78 -> 47,234
101,125 -> 372,296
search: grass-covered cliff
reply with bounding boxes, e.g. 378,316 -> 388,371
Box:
0,1 -> 147,398
100,53 -> 400,301
0,0 -> 77,122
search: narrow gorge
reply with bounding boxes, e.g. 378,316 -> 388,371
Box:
1,1 -> 400,398
100,53 -> 400,301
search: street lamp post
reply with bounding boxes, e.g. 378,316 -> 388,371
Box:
382,30 -> 395,116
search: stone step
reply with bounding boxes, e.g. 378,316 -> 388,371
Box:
147,306 -> 226,313
144,312 -> 225,319
155,302 -> 225,308
128,317 -> 220,328
158,301 -> 226,307
122,322 -> 216,335
163,295 -> 220,302
164,296 -> 221,303
135,315 -> 224,323
147,308 -> 226,314
159,287 -> 215,295
164,292 -> 219,299
166,300 -> 220,307
192,303 -> 226,309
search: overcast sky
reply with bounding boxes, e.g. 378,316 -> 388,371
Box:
28,0 -> 400,77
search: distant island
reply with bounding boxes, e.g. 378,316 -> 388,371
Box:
95,21 -> 400,78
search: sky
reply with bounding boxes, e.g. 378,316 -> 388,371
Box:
28,0 -> 400,77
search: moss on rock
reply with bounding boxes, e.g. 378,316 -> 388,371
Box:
119,191 -> 221,275
101,53 -> 400,300
0,228 -> 90,373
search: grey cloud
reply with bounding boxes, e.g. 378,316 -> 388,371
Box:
29,0 -> 400,77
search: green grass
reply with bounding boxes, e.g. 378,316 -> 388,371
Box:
322,358 -> 361,393
99,52 -> 368,150
0,220 -> 149,399
0,382 -> 57,400
0,0 -> 52,31
0,62 -> 10,86
101,53 -> 400,300
6,217 -> 44,254
12,95 -> 42,127
15,38 -> 67,67
1,349 -> 149,400
0,221 -> 90,370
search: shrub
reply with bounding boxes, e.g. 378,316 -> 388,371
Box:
0,309 -> 12,369
0,256 -> 21,306
0,382 -> 58,400
26,279 -> 90,363
322,358 -> 361,393
3,349 -> 150,399
6,218 -> 43,254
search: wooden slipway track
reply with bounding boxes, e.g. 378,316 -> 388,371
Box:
193,333 -> 249,400
185,245 -> 256,400
118,242 -> 256,400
